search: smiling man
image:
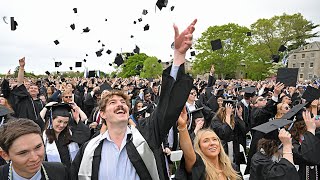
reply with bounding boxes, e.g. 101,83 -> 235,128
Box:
71,19 -> 197,180
0,119 -> 69,180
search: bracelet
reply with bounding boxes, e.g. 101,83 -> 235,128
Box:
282,152 -> 293,155
177,125 -> 187,132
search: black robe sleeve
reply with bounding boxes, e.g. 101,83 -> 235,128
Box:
293,131 -> 320,165
69,120 -> 91,145
210,118 -> 234,142
175,153 -> 206,180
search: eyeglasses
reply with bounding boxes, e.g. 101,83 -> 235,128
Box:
64,96 -> 72,98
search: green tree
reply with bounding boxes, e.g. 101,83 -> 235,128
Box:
193,23 -> 251,79
140,57 -> 163,78
117,53 -> 148,78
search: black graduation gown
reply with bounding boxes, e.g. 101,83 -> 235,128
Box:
175,153 -> 242,180
70,64 -> 193,180
250,151 -> 299,180
245,99 -> 277,174
10,84 -> 45,129
0,162 -> 69,180
293,131 -> 320,180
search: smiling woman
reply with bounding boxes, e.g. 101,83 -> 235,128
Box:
0,118 -> 69,180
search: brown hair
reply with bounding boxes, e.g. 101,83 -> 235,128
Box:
257,138 -> 279,157
215,107 -> 235,128
290,121 -> 307,142
99,90 -> 131,113
0,118 -> 42,153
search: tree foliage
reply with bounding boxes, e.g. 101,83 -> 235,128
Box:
140,57 -> 163,78
117,53 -> 148,78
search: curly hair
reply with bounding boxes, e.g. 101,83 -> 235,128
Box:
257,138 -> 279,157
290,121 -> 307,142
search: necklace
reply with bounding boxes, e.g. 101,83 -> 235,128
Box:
8,161 -> 49,180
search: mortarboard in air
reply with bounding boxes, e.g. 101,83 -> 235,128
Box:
70,24 -> 75,30
105,18 -> 107,21
114,54 -> 124,66
165,62 -> 170,65
98,40 -> 101,43
102,44 -> 105,47
210,39 -> 223,51
188,107 -> 204,120
55,62 -> 62,67
45,71 -> 50,75
2,16 -> 9,24
10,17 -> 18,31
56,71 -> 60,74
73,8 -> 77,13
272,54 -> 280,63
156,0 -> 168,10
138,18 -> 142,22
88,71 -> 95,78
69,67 -> 73,70
170,6 -> 175,11
144,24 -> 150,31
133,45 -> 140,54
276,68 -> 298,87
83,27 -> 90,33
158,59 -> 162,63
106,49 -> 112,54
133,21 -> 137,24
109,63 -> 112,66
96,49 -> 104,57
142,9 -> 148,15
302,86 -> 320,103
131,35 -> 134,38
97,82 -> 113,94
54,40 -> 60,45
278,45 -> 287,52
281,103 -> 307,120
75,62 -> 82,67
243,87 -> 256,97
252,119 -> 292,141
83,59 -> 87,62
86,54 -> 88,56
246,32 -> 252,36
190,51 -> 196,56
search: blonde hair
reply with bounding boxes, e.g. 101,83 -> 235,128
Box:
275,103 -> 286,119
216,107 -> 235,128
194,129 -> 241,180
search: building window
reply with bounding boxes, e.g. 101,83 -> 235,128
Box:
302,54 -> 305,58
300,63 -> 305,68
311,53 -> 315,58
308,74 -> 313,79
300,74 -> 304,78
292,63 -> 296,68
310,62 -> 314,68
293,55 -> 296,59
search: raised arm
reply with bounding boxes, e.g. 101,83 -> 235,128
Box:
17,57 -> 25,86
178,106 -> 196,173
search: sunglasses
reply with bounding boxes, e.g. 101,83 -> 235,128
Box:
64,96 -> 72,98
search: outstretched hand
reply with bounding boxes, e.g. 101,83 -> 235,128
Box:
178,106 -> 188,127
19,57 -> 25,68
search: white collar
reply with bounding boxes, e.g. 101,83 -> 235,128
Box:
12,166 -> 42,180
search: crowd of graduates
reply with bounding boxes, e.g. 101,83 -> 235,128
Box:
0,19 -> 320,180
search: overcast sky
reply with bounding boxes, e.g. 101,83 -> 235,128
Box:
0,0 -> 319,75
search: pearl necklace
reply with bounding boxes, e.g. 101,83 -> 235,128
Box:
306,165 -> 318,180
8,161 -> 49,180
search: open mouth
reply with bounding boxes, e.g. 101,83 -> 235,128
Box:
208,147 -> 218,152
115,110 -> 125,114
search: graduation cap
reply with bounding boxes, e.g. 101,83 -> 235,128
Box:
114,54 -> 124,66
243,87 -> 256,97
75,62 -> 82,67
276,68 -> 298,87
0,105 -> 13,117
158,59 -> 162,63
70,24 -> 75,30
189,107 -> 204,121
281,103 -> 307,120
302,86 -> 320,103
45,71 -> 50,76
131,35 -> 134,38
73,8 -> 77,13
106,49 -> 112,54
144,24 -> 150,31
105,18 -> 108,21
54,40 -> 60,45
69,67 -> 73,70
222,99 -> 236,107
272,54 -> 280,63
46,103 -> 72,129
82,27 -> 90,33
88,71 -> 95,78
96,49 -> 104,57
10,17 -> 18,31
83,59 -> 87,62
165,62 -> 170,65
55,62 -> 62,67
210,39 -> 223,51
278,45 -> 287,52
142,9 -> 148,15
246,32 -> 252,36
190,51 -> 196,56
133,21 -> 137,24
102,44 -> 105,47
98,40 -> 101,43
156,0 -> 168,10
97,82 -> 113,94
252,119 -> 292,140
109,63 -> 112,66
133,45 -> 140,54
86,54 -> 88,56
138,18 -> 142,22
170,6 -> 175,11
